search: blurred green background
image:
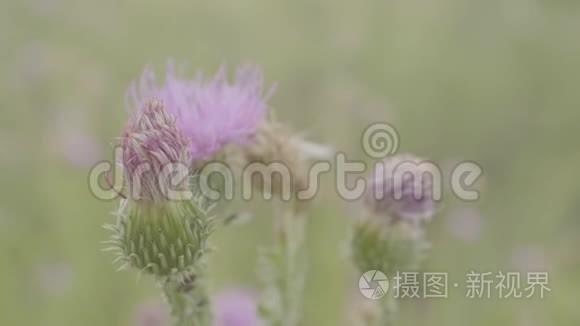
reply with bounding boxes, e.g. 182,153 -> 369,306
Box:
1,0 -> 579,325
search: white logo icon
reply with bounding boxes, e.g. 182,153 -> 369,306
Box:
362,122 -> 400,159
359,270 -> 390,299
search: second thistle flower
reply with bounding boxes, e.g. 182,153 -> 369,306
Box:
351,154 -> 437,275
107,99 -> 213,279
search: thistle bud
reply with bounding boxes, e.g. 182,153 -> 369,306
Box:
107,199 -> 212,278
121,99 -> 192,202
351,154 -> 435,276
350,220 -> 430,276
364,154 -> 437,223
227,117 -> 309,200
105,99 -> 213,280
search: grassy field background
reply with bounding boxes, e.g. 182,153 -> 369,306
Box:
1,0 -> 580,325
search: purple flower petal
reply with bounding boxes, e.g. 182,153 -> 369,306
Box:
127,62 -> 273,161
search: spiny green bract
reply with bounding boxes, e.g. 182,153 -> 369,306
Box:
104,196 -> 213,281
350,221 -> 430,276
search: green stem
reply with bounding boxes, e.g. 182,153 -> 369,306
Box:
281,208 -> 304,326
261,201 -> 305,326
162,273 -> 211,326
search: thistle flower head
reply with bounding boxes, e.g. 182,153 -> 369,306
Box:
226,117 -> 309,200
126,62 -> 273,161
108,100 -> 213,279
352,154 -> 436,276
364,154 -> 436,223
121,99 -> 192,202
106,195 -> 213,278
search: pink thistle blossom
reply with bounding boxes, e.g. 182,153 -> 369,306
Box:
126,62 -> 274,161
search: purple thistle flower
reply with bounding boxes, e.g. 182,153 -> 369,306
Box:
212,288 -> 258,326
126,62 -> 274,161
